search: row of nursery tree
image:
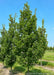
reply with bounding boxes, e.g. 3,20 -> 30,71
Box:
0,3 -> 47,72
47,46 -> 54,50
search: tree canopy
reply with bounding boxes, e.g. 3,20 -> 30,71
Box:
0,2 -> 47,73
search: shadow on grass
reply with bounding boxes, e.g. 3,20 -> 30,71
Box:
38,61 -> 48,66
25,69 -> 43,75
10,65 -> 49,75
13,65 -> 25,74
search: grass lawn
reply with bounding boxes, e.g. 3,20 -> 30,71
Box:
38,60 -> 54,68
0,50 -> 54,75
36,50 -> 54,68
42,50 -> 54,61
12,62 -> 54,75
33,66 -> 54,75
7,50 -> 54,74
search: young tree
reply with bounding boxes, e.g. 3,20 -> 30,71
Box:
0,25 -> 7,64
38,19 -> 47,57
17,3 -> 47,74
0,3 -> 47,74
4,15 -> 17,71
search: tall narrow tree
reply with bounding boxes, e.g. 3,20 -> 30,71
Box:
18,3 -> 47,74
0,25 -> 7,64
4,15 -> 17,71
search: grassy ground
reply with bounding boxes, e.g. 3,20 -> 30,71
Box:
12,50 -> 54,75
36,50 -> 54,68
42,50 -> 54,61
12,62 -> 54,75
0,50 -> 54,75
37,60 -> 54,68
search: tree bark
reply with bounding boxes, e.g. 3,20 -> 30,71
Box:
41,59 -> 42,66
11,66 -> 13,75
27,66 -> 29,75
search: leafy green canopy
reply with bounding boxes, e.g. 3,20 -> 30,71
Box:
0,26 -> 8,62
4,15 -> 17,68
0,3 -> 47,72
17,3 -> 47,71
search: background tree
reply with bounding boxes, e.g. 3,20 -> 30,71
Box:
38,19 -> 47,57
0,25 -> 7,64
4,15 -> 17,71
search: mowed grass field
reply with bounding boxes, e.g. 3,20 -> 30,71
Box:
0,50 -> 54,75
42,50 -> 54,61
37,50 -> 54,68
12,50 -> 54,75
12,62 -> 54,75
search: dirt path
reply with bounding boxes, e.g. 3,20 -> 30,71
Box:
0,63 -> 24,75
0,63 -> 54,75
36,64 -> 54,71
41,59 -> 54,63
0,63 -> 10,75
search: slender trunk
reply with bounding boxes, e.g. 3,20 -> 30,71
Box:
3,61 -> 4,65
27,66 -> 29,75
3,61 -> 4,68
41,59 -> 42,66
11,66 -> 12,72
11,66 -> 13,75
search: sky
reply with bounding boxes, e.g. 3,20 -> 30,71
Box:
0,0 -> 54,47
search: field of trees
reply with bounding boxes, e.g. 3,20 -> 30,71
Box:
0,2 -> 54,75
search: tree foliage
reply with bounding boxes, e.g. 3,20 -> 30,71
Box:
0,25 -> 7,63
17,3 -> 47,72
0,2 -> 47,72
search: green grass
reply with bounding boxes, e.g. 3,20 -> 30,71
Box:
12,62 -> 54,75
12,50 -> 54,74
42,50 -> 54,61
37,50 -> 54,68
38,60 -> 54,68
13,62 -> 26,74
33,66 -> 54,75
9,50 -> 54,74
0,50 -> 54,75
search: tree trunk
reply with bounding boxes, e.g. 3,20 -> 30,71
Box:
27,66 -> 29,75
11,66 -> 12,71
41,59 -> 42,66
3,61 -> 4,68
11,66 -> 13,75
3,61 -> 4,65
